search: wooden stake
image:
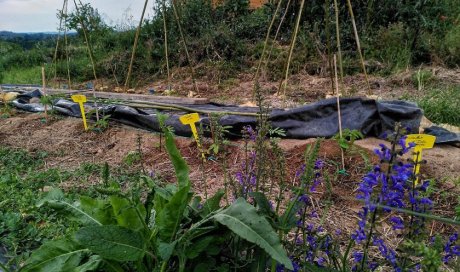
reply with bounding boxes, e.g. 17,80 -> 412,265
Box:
91,81 -> 99,121
73,0 -> 98,84
52,0 -> 67,87
346,0 -> 371,95
162,0 -> 171,91
252,0 -> 283,98
63,0 -> 72,89
41,66 -> 48,118
333,0 -> 344,92
125,0 -> 149,90
278,0 -> 306,104
333,55 -> 345,170
171,0 -> 199,95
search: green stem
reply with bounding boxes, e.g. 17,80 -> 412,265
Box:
0,261 -> 10,272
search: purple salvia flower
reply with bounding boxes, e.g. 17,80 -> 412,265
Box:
390,216 -> 404,230
443,233 -> 460,264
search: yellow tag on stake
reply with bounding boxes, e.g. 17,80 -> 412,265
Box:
406,134 -> 436,185
179,113 -> 205,160
71,95 -> 87,103
71,94 -> 88,131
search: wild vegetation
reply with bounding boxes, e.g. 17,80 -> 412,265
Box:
1,0 -> 459,85
1,114 -> 459,271
1,1 -> 460,271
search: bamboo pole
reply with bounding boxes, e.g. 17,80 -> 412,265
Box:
325,0 -> 334,93
52,0 -> 67,87
345,0 -> 371,95
86,97 -> 261,117
263,0 -> 292,73
74,0 -> 99,120
333,55 -> 345,170
124,0 -> 149,89
64,0 -> 72,89
278,0 -> 306,103
73,0 -> 98,83
171,0 -> 199,94
41,66 -> 48,118
333,0 -> 344,92
162,0 -> 171,91
252,0 -> 284,98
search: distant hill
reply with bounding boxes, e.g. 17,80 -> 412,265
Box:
0,31 -> 75,49
0,31 -> 57,40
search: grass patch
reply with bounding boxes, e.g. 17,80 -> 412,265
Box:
1,66 -> 42,84
0,145 -> 147,268
417,86 -> 460,126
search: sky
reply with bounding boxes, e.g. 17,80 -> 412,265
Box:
0,0 -> 155,32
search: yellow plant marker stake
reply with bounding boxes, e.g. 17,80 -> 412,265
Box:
71,95 -> 88,131
179,113 -> 205,160
406,134 -> 436,185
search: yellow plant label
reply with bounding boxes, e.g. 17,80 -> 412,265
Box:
406,134 -> 436,185
179,113 -> 205,160
71,94 -> 87,103
179,113 -> 200,125
71,94 -> 88,131
406,134 -> 436,150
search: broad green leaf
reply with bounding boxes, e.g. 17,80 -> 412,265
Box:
250,192 -> 275,216
158,241 -> 177,260
21,238 -> 87,272
156,185 -> 191,241
80,196 -> 115,225
164,129 -> 190,188
280,199 -> 303,230
201,189 -> 224,216
74,255 -> 103,272
213,198 -> 293,270
185,236 -> 217,259
75,225 -> 145,262
110,196 -> 146,231
37,188 -> 102,226
193,258 -> 216,272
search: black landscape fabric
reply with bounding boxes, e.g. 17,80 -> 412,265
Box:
10,89 -> 431,141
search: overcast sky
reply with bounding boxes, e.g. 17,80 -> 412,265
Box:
0,0 -> 155,32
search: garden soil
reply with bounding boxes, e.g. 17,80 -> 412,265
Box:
0,112 -> 458,237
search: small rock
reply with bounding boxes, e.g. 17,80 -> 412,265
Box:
30,97 -> 40,103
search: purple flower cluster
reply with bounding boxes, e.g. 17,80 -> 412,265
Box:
373,236 -> 399,271
235,150 -> 256,196
351,207 -> 369,243
443,233 -> 460,264
351,135 -> 436,270
310,160 -> 324,192
242,125 -> 257,141
276,257 -> 300,272
235,126 -> 258,197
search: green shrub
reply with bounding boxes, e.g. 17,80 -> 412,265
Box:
418,86 -> 460,126
367,23 -> 412,73
443,25 -> 460,66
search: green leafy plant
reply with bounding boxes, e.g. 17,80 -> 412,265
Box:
89,114 -> 111,133
333,129 -> 364,151
22,118 -> 293,272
